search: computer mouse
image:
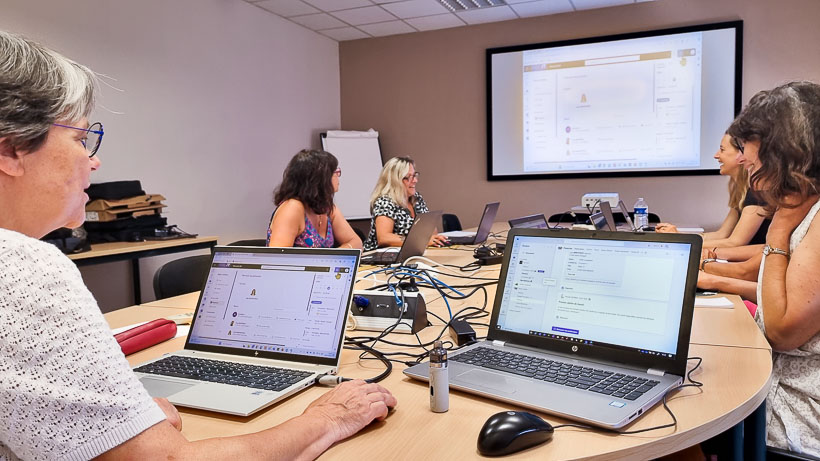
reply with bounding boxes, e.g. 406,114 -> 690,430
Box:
477,410 -> 554,456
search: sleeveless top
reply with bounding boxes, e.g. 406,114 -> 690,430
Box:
742,190 -> 772,245
755,198 -> 820,456
363,192 -> 429,251
266,209 -> 334,248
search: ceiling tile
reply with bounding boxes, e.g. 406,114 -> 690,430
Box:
254,0 -> 319,17
510,0 -> 573,17
571,0 -> 634,11
331,6 -> 398,25
301,0 -> 373,11
456,5 -> 518,24
405,13 -> 465,31
381,0 -> 449,18
320,26 -> 372,40
288,13 -> 348,29
358,20 -> 417,36
504,0 -> 539,3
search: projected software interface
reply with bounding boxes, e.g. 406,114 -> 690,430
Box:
189,251 -> 356,358
522,32 -> 703,173
496,236 -> 691,357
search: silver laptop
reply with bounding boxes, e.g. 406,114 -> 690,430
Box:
361,210 -> 442,265
508,213 -> 549,229
134,246 -> 360,416
405,228 -> 701,429
441,202 -> 501,244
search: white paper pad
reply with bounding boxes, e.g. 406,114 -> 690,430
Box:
695,296 -> 734,308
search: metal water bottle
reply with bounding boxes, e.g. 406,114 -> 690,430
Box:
429,340 -> 449,413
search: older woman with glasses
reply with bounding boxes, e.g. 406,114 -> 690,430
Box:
363,156 -> 448,251
267,149 -> 362,249
725,81 -> 820,457
0,31 -> 393,460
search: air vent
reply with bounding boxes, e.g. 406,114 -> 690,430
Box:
439,0 -> 508,12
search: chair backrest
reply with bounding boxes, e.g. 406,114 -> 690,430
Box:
442,213 -> 462,232
153,254 -> 213,300
228,239 -> 267,246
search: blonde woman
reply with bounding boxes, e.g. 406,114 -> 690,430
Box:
363,156 -> 448,251
656,134 -> 770,248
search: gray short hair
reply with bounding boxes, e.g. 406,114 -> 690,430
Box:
0,30 -> 97,153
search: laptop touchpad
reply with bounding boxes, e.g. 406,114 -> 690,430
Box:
140,377 -> 195,398
457,370 -> 521,394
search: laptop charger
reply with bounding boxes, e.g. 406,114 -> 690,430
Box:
449,319 -> 476,346
476,254 -> 503,265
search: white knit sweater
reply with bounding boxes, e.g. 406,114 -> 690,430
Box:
0,228 -> 165,461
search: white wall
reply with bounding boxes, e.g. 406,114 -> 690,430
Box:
1,0 -> 340,310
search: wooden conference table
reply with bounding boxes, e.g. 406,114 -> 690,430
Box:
106,230 -> 772,460
69,236 -> 218,304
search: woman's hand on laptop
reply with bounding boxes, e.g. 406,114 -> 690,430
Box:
303,380 -> 397,442
153,397 -> 182,431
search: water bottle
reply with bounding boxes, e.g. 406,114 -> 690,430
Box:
633,197 -> 649,230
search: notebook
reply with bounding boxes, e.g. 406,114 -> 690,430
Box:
441,202 -> 501,244
133,246 -> 360,416
361,210 -> 442,265
508,213 -> 549,230
405,228 -> 701,429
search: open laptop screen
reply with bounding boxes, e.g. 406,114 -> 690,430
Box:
495,234 -> 692,359
187,248 -> 358,360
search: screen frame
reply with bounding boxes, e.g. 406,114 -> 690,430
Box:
486,20 -> 743,181
487,228 -> 702,377
184,246 -> 361,367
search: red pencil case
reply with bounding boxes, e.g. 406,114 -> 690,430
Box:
115,318 -> 177,356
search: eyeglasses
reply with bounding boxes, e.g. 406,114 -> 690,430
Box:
731,136 -> 745,154
334,167 -> 342,177
53,122 -> 104,158
403,172 -> 420,181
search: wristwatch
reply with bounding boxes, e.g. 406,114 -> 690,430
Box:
763,244 -> 790,259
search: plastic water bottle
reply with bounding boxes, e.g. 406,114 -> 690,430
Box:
633,197 -> 649,230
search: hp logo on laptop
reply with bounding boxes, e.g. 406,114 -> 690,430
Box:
572,345 -> 578,352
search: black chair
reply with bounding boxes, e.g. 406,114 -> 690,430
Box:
228,239 -> 267,246
351,226 -> 366,243
549,212 -> 585,226
442,214 -> 462,232
153,254 -> 212,300
768,447 -> 820,461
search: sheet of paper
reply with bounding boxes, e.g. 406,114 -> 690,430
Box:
695,296 -> 734,308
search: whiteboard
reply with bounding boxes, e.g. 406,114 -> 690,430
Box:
321,130 -> 383,220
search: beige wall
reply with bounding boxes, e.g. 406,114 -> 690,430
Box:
2,0 -> 341,310
339,0 -> 820,228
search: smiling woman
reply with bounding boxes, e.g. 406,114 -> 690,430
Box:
0,30 -> 394,461
725,81 -> 820,457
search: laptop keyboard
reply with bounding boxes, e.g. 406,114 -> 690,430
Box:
135,356 -> 313,391
451,346 -> 660,401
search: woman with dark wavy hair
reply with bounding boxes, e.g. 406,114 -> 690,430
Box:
267,149 -> 362,249
727,80 -> 820,456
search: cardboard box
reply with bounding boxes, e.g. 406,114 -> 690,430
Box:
86,194 -> 165,212
85,204 -> 165,222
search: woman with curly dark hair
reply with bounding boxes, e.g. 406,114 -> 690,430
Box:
727,80 -> 820,456
266,149 -> 362,249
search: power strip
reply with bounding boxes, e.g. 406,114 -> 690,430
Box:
350,289 -> 427,334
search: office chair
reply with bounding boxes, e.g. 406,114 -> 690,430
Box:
153,254 -> 212,300
228,239 -> 267,246
767,447 -> 820,461
442,214 -> 462,232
